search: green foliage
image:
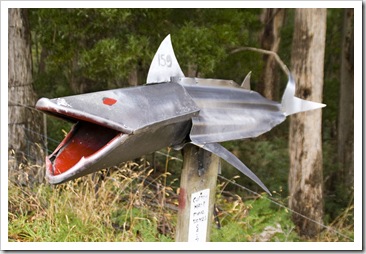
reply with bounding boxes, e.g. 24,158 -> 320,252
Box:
220,133 -> 290,197
322,138 -> 354,224
30,8 -> 264,94
321,9 -> 352,223
110,207 -> 174,242
245,196 -> 299,241
323,9 -> 343,130
211,194 -> 299,242
79,35 -> 150,85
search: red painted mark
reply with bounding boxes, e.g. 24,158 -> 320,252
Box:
178,188 -> 186,210
103,97 -> 117,106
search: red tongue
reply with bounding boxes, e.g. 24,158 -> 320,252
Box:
52,122 -> 120,175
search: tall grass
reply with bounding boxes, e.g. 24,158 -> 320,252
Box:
8,159 -> 176,242
8,154 -> 353,242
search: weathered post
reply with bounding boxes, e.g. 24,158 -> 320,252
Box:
175,140 -> 220,242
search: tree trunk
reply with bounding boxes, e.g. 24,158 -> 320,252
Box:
8,9 -> 44,168
337,9 -> 354,195
288,8 -> 327,238
258,8 -> 285,100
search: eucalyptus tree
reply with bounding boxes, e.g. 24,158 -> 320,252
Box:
337,8 -> 354,197
288,8 -> 327,237
8,8 -> 44,167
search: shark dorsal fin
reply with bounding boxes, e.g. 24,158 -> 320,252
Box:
146,34 -> 185,84
241,71 -> 251,90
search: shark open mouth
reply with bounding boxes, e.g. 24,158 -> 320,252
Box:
47,121 -> 122,176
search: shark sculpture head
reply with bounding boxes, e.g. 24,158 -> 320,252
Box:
36,35 -> 325,194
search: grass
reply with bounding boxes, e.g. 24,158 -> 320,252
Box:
8,159 -> 178,242
8,153 -> 354,243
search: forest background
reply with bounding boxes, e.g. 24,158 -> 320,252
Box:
5,6 -> 358,246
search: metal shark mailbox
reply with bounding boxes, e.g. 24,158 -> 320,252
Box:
36,35 -> 325,194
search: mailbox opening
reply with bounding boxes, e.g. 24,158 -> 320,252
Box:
47,121 -> 122,176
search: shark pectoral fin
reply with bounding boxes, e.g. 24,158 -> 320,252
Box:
192,142 -> 271,196
281,74 -> 326,116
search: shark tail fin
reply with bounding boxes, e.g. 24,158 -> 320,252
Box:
281,74 -> 326,116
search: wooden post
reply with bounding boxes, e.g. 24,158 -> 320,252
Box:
175,144 -> 220,242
